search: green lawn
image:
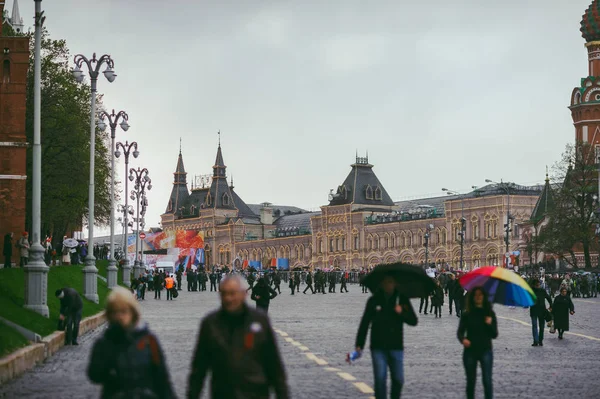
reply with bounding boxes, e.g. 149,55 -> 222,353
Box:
0,321 -> 30,357
0,265 -> 109,337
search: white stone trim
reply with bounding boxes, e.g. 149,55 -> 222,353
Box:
0,174 -> 27,180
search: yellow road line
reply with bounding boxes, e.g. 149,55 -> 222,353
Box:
337,372 -> 357,381
285,337 -> 294,343
305,353 -> 328,366
291,341 -> 302,347
353,382 -> 375,394
497,316 -> 600,341
324,367 -> 341,371
298,345 -> 309,351
279,331 -> 289,337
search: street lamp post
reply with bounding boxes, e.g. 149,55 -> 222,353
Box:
98,110 -> 129,289
442,188 -> 467,270
115,141 -> 138,286
424,224 -> 433,268
129,167 -> 151,278
72,53 -> 116,302
24,0 -> 49,317
485,179 -> 512,267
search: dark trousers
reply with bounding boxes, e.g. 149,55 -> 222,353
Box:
4,256 -> 11,268
188,281 -> 192,291
257,303 -> 270,313
210,281 -> 217,291
340,282 -> 348,292
433,305 -> 442,317
419,296 -> 429,313
166,288 -> 173,300
154,288 -> 161,299
65,310 -> 82,345
303,284 -> 314,294
362,284 -> 368,293
274,283 -> 281,294
139,285 -> 146,300
449,295 -> 461,315
329,283 -> 336,293
463,350 -> 493,399
177,279 -> 182,290
20,256 -> 28,267
201,282 -> 206,291
290,286 -> 295,295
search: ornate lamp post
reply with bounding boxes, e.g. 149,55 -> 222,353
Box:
24,0 -> 49,316
115,141 -> 138,286
442,188 -> 467,270
485,179 -> 513,267
129,167 -> 151,278
72,53 -> 116,302
424,224 -> 433,268
98,110 -> 129,289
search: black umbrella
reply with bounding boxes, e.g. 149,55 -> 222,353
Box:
361,262 -> 436,298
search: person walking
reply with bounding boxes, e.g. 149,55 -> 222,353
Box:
431,279 -> 444,318
289,274 -> 295,295
87,287 -> 175,399
340,272 -> 349,293
187,275 -> 289,399
303,272 -> 315,294
17,232 -> 30,267
55,287 -> 83,345
251,277 -> 278,313
3,232 -> 13,268
530,279 -> 552,346
176,267 -> 183,291
552,287 -> 575,340
355,276 -> 418,399
457,287 -> 498,399
273,271 -> 282,294
165,274 -> 175,300
154,271 -> 163,299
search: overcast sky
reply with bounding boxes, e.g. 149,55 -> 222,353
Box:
11,0 -> 596,231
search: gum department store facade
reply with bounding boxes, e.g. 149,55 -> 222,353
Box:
160,144 -> 543,271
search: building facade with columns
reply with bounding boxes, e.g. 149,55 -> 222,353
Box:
161,144 -> 542,271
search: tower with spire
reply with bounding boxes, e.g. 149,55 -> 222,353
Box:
2,0 -> 24,33
570,0 -> 600,144
164,144 -> 190,214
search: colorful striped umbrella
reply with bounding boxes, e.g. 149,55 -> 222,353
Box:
459,266 -> 537,307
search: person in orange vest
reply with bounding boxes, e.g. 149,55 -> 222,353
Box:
165,274 -> 175,301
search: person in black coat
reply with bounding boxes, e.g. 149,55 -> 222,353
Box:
88,287 -> 175,399
530,280 -> 553,346
153,272 -> 164,299
3,232 -> 13,268
431,279 -> 445,318
187,275 -> 289,399
303,272 -> 315,294
209,272 -> 218,292
55,287 -> 83,345
551,287 -> 575,339
355,276 -> 418,399
457,286 -> 498,399
251,277 -> 278,313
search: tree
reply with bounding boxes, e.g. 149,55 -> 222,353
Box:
24,29 -> 113,246
536,142 -> 599,268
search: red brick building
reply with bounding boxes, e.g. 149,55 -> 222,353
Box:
0,1 -> 29,259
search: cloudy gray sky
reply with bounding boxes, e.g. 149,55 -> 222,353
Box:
12,0 -> 596,230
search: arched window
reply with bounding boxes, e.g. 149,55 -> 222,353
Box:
2,60 -> 10,84
330,238 -> 335,252
354,235 -> 359,250
365,185 -> 373,200
341,237 -> 346,251
222,193 -> 230,206
374,186 -> 382,201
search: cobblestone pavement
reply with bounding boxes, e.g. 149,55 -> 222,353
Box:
1,285 -> 599,398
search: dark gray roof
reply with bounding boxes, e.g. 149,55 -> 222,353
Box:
530,178 -> 554,223
232,190 -> 256,217
247,204 -> 307,217
329,157 -> 394,207
274,212 -> 320,233
165,151 -> 190,214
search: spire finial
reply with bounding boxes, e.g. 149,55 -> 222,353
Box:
179,137 -> 182,154
545,165 -> 549,182
230,175 -> 234,188
218,129 -> 221,147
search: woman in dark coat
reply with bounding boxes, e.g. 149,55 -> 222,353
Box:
551,287 -> 575,340
431,279 -> 445,318
88,287 -> 175,399
251,277 -> 278,313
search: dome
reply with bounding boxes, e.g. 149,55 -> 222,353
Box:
581,1 -> 600,42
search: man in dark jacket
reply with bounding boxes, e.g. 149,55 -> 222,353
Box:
355,276 -> 418,399
303,272 -> 315,294
209,272 -> 218,292
187,275 -> 289,399
55,287 -> 83,345
530,279 -> 552,346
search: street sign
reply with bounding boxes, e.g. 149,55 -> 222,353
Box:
139,232 -> 146,239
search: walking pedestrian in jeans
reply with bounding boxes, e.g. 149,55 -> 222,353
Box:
457,287 -> 498,399
355,276 -> 418,399
530,279 -> 552,346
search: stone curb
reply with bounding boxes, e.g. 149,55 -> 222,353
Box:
0,311 -> 106,384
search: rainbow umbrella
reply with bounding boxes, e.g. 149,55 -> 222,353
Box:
459,266 -> 536,307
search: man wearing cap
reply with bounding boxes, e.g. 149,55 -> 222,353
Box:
17,232 -> 30,267
55,287 -> 83,345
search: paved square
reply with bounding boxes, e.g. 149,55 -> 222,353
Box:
1,284 -> 599,398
